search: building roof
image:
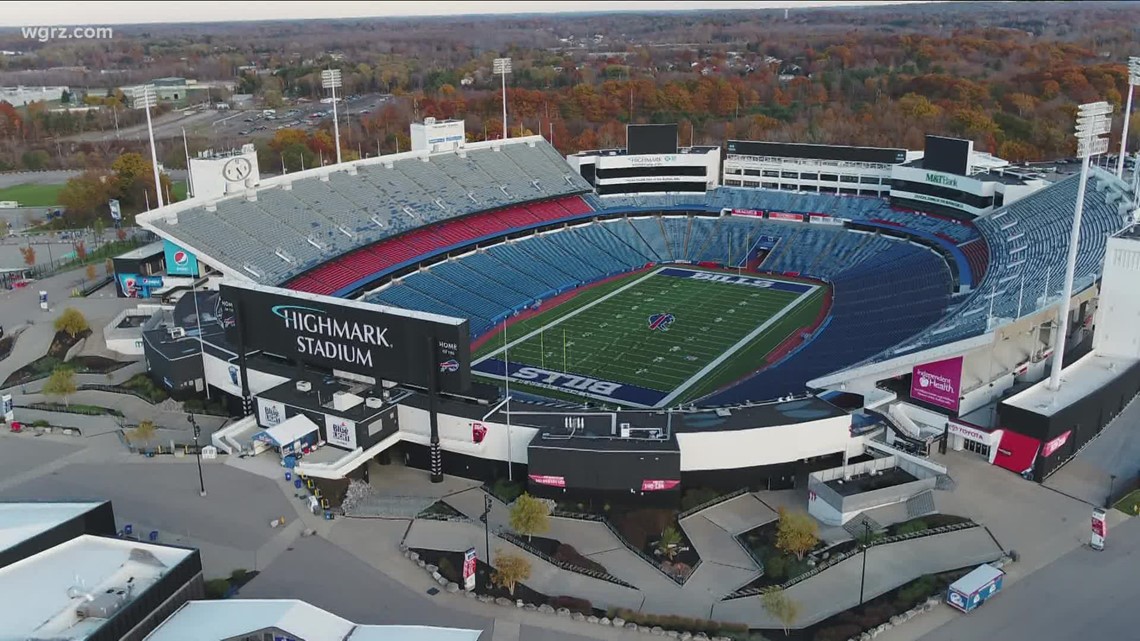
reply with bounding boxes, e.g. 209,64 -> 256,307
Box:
1002,351 -> 1140,417
115,240 -> 165,261
143,599 -> 483,641
0,534 -> 194,641
0,502 -> 102,556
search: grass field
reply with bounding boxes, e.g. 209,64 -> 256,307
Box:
0,183 -> 66,207
474,266 -> 827,407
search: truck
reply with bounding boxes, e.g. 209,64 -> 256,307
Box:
946,563 -> 1003,613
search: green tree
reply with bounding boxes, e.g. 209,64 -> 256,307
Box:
43,367 -> 77,408
93,217 -> 105,240
655,525 -> 683,561
0,219 -> 8,237
491,550 -> 531,596
508,493 -> 550,542
775,508 -> 818,561
761,586 -> 800,636
21,150 -> 50,170
132,419 -> 157,443
58,170 -> 115,224
54,307 -> 90,338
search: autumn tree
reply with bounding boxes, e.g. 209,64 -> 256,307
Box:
85,264 -> 97,282
509,493 -> 550,542
761,586 -> 801,636
19,246 -> 35,267
59,171 -> 115,225
491,551 -> 531,596
105,258 -> 115,275
132,419 -> 157,443
116,227 -> 127,242
54,307 -> 90,338
43,367 -> 77,408
775,508 -> 818,561
73,241 -> 87,262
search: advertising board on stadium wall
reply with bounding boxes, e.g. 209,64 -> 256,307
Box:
220,281 -> 471,393
730,208 -> 764,217
910,355 -> 964,412
809,214 -> 845,225
768,212 -> 805,222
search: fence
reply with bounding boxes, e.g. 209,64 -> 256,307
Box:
497,530 -> 636,589
16,402 -> 121,417
676,487 -> 748,521
725,521 -> 981,599
552,509 -> 700,586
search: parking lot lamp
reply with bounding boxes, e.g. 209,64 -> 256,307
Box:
321,69 -> 343,165
1116,58 -> 1140,179
128,85 -> 164,209
187,414 -> 206,497
1049,101 -> 1112,391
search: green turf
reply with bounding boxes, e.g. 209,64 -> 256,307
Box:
0,182 -> 66,207
476,267 -> 827,406
172,181 -> 188,201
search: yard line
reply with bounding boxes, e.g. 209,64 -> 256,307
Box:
656,281 -> 821,407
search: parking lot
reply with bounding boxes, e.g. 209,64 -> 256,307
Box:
204,93 -> 392,143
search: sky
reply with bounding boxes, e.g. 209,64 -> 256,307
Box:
0,1 -> 924,27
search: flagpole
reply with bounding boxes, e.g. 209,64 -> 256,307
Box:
1016,273 -> 1025,319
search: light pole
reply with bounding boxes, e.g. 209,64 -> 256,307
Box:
187,414 -> 206,497
858,521 -> 872,605
128,85 -> 164,210
1116,58 -> 1140,179
482,495 -> 493,564
493,57 -> 511,140
321,69 -> 343,165
1049,101 -> 1112,391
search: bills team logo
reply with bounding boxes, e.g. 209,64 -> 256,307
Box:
647,313 -> 675,332
440,359 -> 459,373
173,250 -> 189,266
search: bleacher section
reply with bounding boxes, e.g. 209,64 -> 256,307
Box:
146,137 -> 590,285
875,167 -> 1133,358
705,242 -> 953,405
365,215 -> 948,350
286,194 -> 593,295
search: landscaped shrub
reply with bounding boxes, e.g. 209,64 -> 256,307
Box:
897,573 -> 937,604
492,478 -> 524,503
203,578 -> 230,599
550,595 -> 592,615
894,519 -> 929,536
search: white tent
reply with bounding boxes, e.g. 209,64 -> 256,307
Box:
254,414 -> 318,448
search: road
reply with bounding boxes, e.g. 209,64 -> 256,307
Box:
919,515 -> 1140,641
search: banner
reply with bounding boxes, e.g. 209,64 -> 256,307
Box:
1041,430 -> 1072,458
108,198 -> 122,220
164,240 -> 200,277
118,274 -> 163,299
528,474 -> 566,488
910,355 -> 964,412
324,414 -> 358,450
463,548 -> 477,591
1091,507 -> 1107,550
641,479 -> 681,491
257,398 -> 287,428
809,214 -> 844,225
768,211 -> 804,222
730,208 -> 763,217
1,394 -> 12,422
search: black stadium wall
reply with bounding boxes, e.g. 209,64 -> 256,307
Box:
998,359 -> 1140,482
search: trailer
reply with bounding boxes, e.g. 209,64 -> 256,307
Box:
947,563 -> 1004,613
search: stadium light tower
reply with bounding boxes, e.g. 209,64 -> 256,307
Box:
321,68 -> 343,165
493,57 -> 511,139
129,85 -> 164,209
1049,101 -> 1112,391
1117,58 -> 1140,179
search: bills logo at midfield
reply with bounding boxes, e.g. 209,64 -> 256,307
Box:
439,359 -> 460,373
647,313 -> 675,332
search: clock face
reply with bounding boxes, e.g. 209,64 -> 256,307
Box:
223,157 -> 253,182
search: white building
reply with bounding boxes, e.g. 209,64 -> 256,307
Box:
724,135 -> 1048,219
410,117 -> 466,153
0,85 -> 69,106
144,599 -> 483,641
566,146 -> 721,196
187,144 -> 261,200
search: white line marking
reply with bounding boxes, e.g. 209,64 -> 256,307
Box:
656,277 -> 820,407
472,267 -> 666,366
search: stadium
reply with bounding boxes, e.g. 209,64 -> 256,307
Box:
131,119 -> 1140,502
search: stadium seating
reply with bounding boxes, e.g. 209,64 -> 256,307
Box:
149,137 -> 591,286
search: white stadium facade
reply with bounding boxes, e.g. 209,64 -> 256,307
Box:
122,116 -> 1140,503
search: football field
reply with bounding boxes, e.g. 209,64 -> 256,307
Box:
472,267 -> 827,407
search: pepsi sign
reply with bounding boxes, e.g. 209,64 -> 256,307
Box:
164,240 -> 199,277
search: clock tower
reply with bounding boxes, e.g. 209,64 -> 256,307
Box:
187,144 -> 261,200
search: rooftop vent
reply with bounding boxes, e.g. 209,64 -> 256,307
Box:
282,182 -> 293,191
365,397 -> 383,409
320,173 -> 330,182
205,202 -> 217,212
297,381 -> 312,392
245,189 -> 258,202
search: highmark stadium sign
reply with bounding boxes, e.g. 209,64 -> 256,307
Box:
220,281 -> 472,393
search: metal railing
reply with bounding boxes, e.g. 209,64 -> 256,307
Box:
551,509 -> 700,586
676,487 -> 748,521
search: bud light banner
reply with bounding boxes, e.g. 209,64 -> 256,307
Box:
910,355 -> 964,412
164,239 -> 199,277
